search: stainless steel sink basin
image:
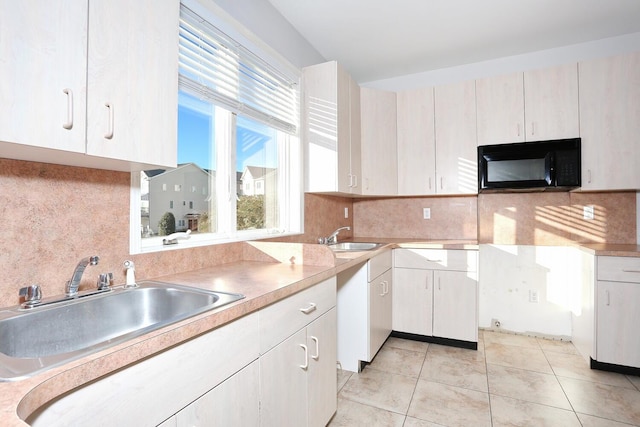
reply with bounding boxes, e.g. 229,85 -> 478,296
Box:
328,242 -> 384,251
0,281 -> 244,381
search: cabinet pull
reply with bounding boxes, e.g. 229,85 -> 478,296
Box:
299,302 -> 317,314
516,123 -> 520,137
622,269 -> 640,273
348,174 -> 353,188
605,290 -> 610,306
379,282 -> 385,297
425,275 -> 429,290
353,175 -> 357,188
426,259 -> 442,263
531,122 -> 535,136
299,344 -> 309,370
438,277 -> 441,291
104,102 -> 114,139
311,336 -> 320,360
440,177 -> 443,190
588,169 -> 592,184
428,177 -> 432,190
62,89 -> 73,130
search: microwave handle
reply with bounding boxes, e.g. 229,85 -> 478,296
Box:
546,152 -> 555,185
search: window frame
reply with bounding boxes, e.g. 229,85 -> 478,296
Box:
129,0 -> 303,254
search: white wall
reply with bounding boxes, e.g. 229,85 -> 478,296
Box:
479,244 -> 580,338
208,0 -> 324,70
363,32 -> 640,91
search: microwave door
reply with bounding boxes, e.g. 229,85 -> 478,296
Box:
482,152 -> 552,189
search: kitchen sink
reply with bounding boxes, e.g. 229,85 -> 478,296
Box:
328,242 -> 384,251
0,281 -> 244,381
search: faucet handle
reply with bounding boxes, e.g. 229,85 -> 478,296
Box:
97,273 -> 113,291
19,285 -> 42,307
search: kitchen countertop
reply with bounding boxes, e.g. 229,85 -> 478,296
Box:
2,238 -> 638,426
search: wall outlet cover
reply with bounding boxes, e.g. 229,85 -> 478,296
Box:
423,207 -> 431,220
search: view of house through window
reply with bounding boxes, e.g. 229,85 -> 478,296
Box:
141,92 -> 287,240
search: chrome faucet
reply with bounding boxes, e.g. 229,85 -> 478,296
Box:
65,255 -> 99,297
322,226 -> 351,245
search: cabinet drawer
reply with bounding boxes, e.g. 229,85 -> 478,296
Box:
394,249 -> 477,272
368,250 -> 392,281
597,256 -> 640,283
259,277 -> 336,353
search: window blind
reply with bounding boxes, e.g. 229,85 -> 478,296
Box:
178,4 -> 299,135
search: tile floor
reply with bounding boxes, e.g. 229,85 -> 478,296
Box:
329,331 -> 640,426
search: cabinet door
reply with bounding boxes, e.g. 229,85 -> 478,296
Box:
397,88 -> 436,195
86,0 -> 178,167
304,61 -> 359,194
579,52 -> 640,191
434,80 -> 477,195
476,72 -> 525,145
360,87 -> 398,195
433,270 -> 478,342
393,268 -> 433,335
176,361 -> 259,427
523,63 -> 579,141
307,308 -> 337,427
260,328 -> 308,426
0,1 -> 87,153
369,269 -> 392,358
596,281 -> 640,367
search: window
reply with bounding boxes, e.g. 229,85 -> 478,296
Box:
170,201 -> 174,209
134,1 -> 301,252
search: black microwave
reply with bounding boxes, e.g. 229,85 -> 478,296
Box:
478,138 -> 581,192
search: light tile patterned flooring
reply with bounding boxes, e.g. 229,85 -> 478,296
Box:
329,331 -> 640,426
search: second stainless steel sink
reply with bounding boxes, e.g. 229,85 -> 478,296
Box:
0,281 -> 244,381
328,242 -> 384,251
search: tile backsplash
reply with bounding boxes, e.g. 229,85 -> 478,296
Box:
0,157 -> 637,307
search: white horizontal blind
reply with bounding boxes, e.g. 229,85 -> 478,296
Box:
179,4 -> 299,135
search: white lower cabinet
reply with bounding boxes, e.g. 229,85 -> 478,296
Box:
260,308 -> 337,427
173,361 -> 260,427
393,249 -> 478,344
28,312 -> 260,427
594,256 -> 640,368
337,251 -> 393,372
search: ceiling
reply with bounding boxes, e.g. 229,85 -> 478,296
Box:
267,0 -> 640,83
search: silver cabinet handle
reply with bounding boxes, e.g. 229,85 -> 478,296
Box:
379,281 -> 385,296
299,303 -> 317,314
622,269 -> 640,273
588,169 -> 592,184
62,89 -> 73,130
104,102 -> 114,139
311,336 -> 319,360
353,175 -> 358,188
299,344 -> 309,370
605,290 -> 610,306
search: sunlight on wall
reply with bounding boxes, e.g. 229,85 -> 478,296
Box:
457,157 -> 477,193
536,204 -> 607,243
493,209 -> 517,244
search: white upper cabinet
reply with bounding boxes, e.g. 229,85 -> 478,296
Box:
0,0 -> 179,171
523,62 -> 579,141
476,72 -> 525,145
360,87 -> 398,195
476,63 -> 579,145
0,1 -> 88,154
579,52 -> 640,191
304,61 -> 361,194
396,87 -> 436,195
434,80 -> 478,195
86,0 -> 179,168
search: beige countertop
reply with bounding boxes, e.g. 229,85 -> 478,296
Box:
2,239 -> 638,425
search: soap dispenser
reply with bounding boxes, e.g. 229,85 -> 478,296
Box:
123,260 -> 138,288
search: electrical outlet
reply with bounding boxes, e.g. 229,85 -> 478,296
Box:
529,290 -> 539,303
344,207 -> 349,219
423,208 -> 431,220
583,205 -> 594,220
